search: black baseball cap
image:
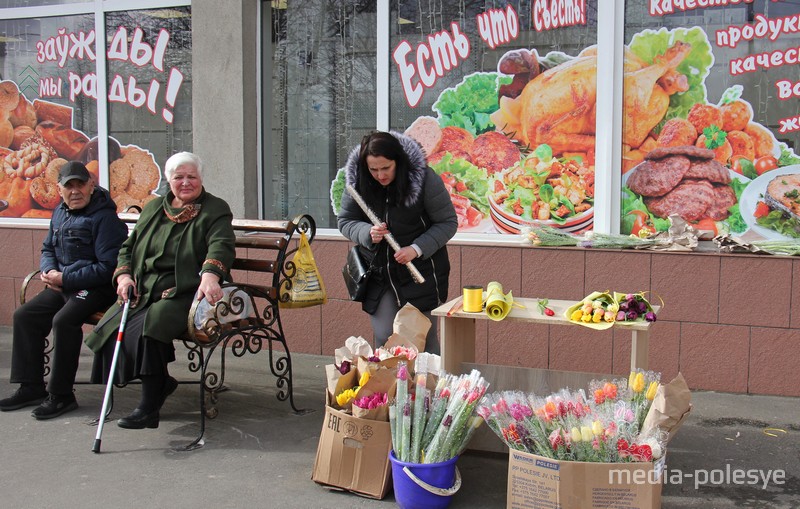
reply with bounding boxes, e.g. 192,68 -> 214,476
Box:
58,161 -> 91,186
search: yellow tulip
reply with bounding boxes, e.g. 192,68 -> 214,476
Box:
581,426 -> 593,442
359,371 -> 370,387
646,381 -> 659,401
632,372 -> 645,393
571,309 -> 583,321
592,420 -> 604,436
628,371 -> 636,389
570,427 -> 582,443
336,388 -> 358,407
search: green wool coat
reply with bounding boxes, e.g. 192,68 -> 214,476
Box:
84,189 -> 235,353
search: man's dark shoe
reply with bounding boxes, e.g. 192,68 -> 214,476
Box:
31,393 -> 78,420
0,385 -> 47,411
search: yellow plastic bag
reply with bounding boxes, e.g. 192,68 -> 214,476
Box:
280,232 -> 327,308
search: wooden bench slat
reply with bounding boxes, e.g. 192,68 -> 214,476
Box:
234,235 -> 287,250
232,218 -> 292,232
232,259 -> 277,273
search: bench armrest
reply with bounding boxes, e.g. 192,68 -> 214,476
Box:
20,270 -> 41,305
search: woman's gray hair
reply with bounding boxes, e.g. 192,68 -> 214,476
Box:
164,151 -> 203,180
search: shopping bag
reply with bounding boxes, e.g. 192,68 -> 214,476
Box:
280,232 -> 327,308
194,286 -> 255,331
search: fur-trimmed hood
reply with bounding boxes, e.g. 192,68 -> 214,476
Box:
343,130 -> 428,208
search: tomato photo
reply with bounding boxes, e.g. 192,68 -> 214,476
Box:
754,155 -> 778,175
753,201 -> 771,218
628,210 -> 654,236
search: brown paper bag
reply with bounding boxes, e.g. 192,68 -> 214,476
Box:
352,402 -> 389,421
350,367 -> 398,421
385,303 -> 429,352
643,372 -> 693,443
357,355 -> 404,376
326,364 -> 357,409
351,388 -> 390,421
334,336 -> 373,365
362,366 -> 398,394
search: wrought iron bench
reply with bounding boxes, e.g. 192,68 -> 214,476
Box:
20,212 -> 316,450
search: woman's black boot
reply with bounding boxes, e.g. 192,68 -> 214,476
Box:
117,375 -> 162,430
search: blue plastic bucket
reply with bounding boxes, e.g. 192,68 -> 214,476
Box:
389,450 -> 461,509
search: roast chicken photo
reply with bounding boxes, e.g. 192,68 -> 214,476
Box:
491,42 -> 691,156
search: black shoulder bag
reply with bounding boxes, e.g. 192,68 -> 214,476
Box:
342,245 -> 372,302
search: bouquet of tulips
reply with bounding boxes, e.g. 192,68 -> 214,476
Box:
390,354 -> 489,464
613,292 -> 658,324
565,291 -> 619,330
478,370 -> 665,463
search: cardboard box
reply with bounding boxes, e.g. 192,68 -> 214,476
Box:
311,394 -> 393,499
507,449 -> 664,509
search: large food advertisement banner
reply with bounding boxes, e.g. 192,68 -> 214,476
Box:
331,3 -> 598,235
0,10 -> 189,219
620,3 -> 800,241
330,2 -> 800,241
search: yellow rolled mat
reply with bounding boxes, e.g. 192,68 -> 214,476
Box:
485,281 -> 515,321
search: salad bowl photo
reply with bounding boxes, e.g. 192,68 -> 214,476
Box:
487,144 -> 595,234
489,194 -> 594,234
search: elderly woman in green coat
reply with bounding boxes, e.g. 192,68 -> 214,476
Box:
86,151 -> 235,430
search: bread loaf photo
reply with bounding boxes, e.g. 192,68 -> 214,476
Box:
35,120 -> 89,160
11,125 -> 35,150
33,99 -> 73,127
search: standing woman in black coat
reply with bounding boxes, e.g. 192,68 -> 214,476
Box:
338,131 -> 457,354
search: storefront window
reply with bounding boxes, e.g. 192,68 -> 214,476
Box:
620,2 -> 800,241
0,2 -> 191,220
105,7 -> 192,212
327,1 -> 599,235
0,13 -> 96,219
265,0 -> 376,226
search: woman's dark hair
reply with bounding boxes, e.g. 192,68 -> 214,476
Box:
356,131 -> 410,205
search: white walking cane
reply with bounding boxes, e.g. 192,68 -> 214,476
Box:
92,288 -> 133,453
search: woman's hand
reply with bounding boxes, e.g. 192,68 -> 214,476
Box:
370,222 -> 389,244
116,274 -> 137,302
394,246 -> 419,265
197,272 -> 223,305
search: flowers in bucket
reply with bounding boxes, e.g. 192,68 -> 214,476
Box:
390,354 -> 489,464
477,370 -> 665,463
